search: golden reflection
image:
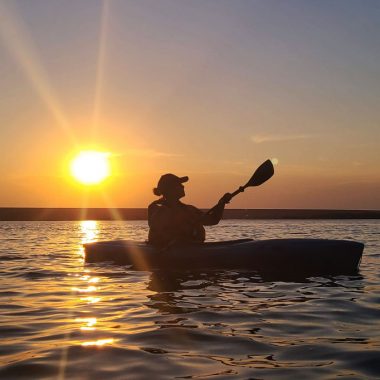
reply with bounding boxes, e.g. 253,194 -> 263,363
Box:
80,220 -> 99,243
72,285 -> 97,293
76,317 -> 97,331
81,275 -> 100,282
76,264 -> 103,302
77,275 -> 102,302
82,338 -> 115,347
81,296 -> 101,304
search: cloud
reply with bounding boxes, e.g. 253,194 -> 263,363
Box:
251,133 -> 314,144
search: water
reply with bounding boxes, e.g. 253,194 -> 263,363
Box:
0,220 -> 379,379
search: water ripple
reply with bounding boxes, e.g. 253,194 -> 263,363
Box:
0,220 -> 379,379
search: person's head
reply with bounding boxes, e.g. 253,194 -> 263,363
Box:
153,173 -> 188,200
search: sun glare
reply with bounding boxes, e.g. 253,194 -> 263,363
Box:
70,151 -> 110,185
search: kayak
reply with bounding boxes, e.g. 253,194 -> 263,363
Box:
84,238 -> 364,274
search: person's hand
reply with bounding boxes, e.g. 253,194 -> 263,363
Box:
218,193 -> 232,205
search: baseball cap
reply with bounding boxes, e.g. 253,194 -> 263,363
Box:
153,173 -> 188,196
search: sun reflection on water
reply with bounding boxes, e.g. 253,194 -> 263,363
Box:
82,296 -> 101,304
82,338 -> 116,347
80,220 -> 99,244
69,221 -> 116,349
77,220 -> 99,260
72,285 -> 97,293
76,317 -> 97,331
81,275 -> 100,283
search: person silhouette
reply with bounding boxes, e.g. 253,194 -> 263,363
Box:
148,174 -> 232,248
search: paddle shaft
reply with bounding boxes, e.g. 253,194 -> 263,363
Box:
230,185 -> 246,199
205,186 -> 244,216
205,159 -> 274,216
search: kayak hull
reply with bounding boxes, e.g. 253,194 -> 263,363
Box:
84,238 -> 364,274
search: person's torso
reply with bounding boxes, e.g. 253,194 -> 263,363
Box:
148,201 -> 205,246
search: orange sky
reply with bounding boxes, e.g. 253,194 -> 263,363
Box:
0,1 -> 379,209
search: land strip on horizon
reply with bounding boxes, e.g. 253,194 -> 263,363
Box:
0,208 -> 379,221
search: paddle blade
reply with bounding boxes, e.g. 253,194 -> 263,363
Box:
245,159 -> 274,187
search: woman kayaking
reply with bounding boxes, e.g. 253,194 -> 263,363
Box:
148,173 -> 232,248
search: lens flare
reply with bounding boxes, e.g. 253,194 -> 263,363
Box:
271,158 -> 279,165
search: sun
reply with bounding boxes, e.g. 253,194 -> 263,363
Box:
70,151 -> 110,185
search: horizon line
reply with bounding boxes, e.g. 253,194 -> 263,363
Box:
0,207 -> 379,221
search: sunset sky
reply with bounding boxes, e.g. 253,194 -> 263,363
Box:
1,0 -> 379,209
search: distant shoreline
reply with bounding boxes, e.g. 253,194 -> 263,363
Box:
0,208 -> 379,221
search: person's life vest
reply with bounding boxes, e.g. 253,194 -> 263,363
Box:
148,200 -> 205,247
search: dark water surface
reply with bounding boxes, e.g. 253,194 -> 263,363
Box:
0,220 -> 379,379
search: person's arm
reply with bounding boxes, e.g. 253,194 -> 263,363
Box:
202,193 -> 232,226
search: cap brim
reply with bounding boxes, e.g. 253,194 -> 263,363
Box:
179,176 -> 189,183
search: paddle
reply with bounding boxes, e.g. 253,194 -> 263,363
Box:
230,158 -> 274,197
206,159 -> 274,215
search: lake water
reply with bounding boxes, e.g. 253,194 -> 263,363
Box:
0,220 -> 379,379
